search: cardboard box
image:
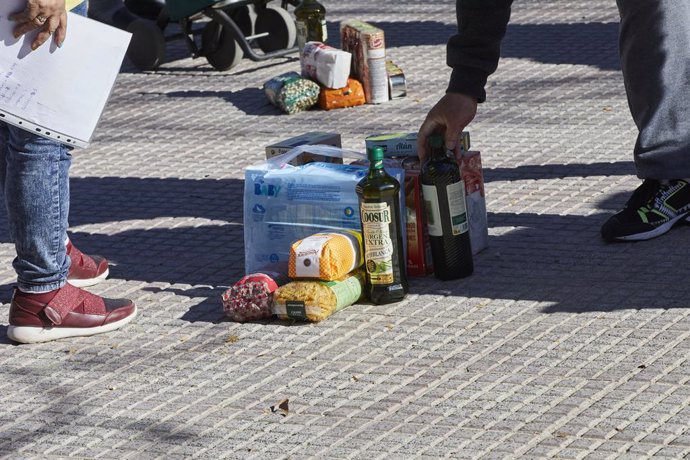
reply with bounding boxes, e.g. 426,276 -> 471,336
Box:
265,132 -> 342,165
397,158 -> 434,276
365,131 -> 471,157
456,150 -> 488,255
300,42 -> 352,89
340,20 -> 388,104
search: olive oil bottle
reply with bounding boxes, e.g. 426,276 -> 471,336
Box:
356,146 -> 408,304
294,0 -> 327,50
420,134 -> 474,280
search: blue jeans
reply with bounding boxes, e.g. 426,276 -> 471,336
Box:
0,1 -> 87,293
617,0 -> 690,179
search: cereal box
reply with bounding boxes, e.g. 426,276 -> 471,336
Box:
398,158 -> 434,276
455,150 -> 488,255
365,131 -> 471,158
340,20 -> 388,104
265,132 -> 342,165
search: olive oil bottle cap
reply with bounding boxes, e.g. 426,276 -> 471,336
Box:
367,146 -> 385,162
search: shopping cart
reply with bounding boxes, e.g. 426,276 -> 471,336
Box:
124,0 -> 300,71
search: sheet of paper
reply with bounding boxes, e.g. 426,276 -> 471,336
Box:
0,0 -> 131,148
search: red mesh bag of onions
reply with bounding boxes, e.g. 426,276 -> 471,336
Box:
222,272 -> 289,322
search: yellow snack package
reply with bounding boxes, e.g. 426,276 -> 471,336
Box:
273,270 -> 365,322
288,230 -> 363,281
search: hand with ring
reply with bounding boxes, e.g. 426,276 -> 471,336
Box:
10,0 -> 67,50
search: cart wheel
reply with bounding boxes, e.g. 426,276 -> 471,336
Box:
226,4 -> 257,37
202,21 -> 244,71
255,5 -> 296,53
126,19 -> 166,71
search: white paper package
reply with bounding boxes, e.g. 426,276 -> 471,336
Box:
300,42 -> 352,89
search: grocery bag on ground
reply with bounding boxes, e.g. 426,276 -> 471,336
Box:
244,145 -> 405,275
264,72 -> 320,114
300,42 -> 352,89
222,271 -> 289,322
318,78 -> 366,111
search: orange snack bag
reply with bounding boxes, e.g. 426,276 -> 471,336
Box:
318,78 -> 366,111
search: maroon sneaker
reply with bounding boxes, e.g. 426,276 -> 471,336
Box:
67,240 -> 109,288
7,284 -> 136,344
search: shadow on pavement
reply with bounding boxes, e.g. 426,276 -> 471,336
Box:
162,88 -> 282,116
2,164 -> 687,319
0,362 -> 200,454
414,209 -> 690,313
374,20 -> 619,71
0,325 -> 15,345
484,161 -> 636,184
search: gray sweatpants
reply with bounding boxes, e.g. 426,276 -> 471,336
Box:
617,0 -> 690,179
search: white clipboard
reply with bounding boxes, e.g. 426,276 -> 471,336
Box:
0,0 -> 131,148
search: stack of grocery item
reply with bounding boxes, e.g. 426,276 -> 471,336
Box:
222,231 -> 365,322
263,20 -> 406,114
273,231 -> 365,321
225,131 -> 489,321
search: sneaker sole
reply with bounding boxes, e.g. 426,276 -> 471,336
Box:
6,305 -> 136,344
67,267 -> 110,288
615,212 -> 690,241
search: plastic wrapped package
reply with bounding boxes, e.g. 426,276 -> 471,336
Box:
272,270 -> 365,322
300,41 -> 352,89
264,72 -> 320,115
318,78 -> 366,111
222,272 -> 289,322
244,144 -> 406,275
289,230 -> 363,281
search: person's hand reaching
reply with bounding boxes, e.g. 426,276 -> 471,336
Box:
417,93 -> 478,162
11,0 -> 67,50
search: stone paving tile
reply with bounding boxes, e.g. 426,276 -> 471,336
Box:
2,0 -> 690,458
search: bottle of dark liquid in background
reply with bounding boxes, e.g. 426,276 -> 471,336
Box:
294,0 -> 327,50
420,134 -> 474,280
356,146 -> 408,304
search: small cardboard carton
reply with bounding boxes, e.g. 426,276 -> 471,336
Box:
300,42 -> 352,89
365,131 -> 471,157
397,158 -> 434,276
340,20 -> 388,104
455,150 -> 488,255
265,132 -> 342,165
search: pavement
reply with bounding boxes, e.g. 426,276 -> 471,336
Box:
2,0 -> 690,458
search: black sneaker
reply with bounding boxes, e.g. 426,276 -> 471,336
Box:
601,179 -> 690,242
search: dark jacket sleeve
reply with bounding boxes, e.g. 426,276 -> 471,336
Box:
447,0 -> 513,102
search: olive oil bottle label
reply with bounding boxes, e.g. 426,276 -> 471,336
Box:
296,21 -> 308,49
360,201 -> 394,284
422,182 -> 468,237
422,184 -> 443,237
296,20 -> 328,50
319,19 -> 328,42
445,181 -> 468,235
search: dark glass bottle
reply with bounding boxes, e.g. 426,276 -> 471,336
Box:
294,0 -> 327,50
356,147 -> 408,304
420,134 -> 474,280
